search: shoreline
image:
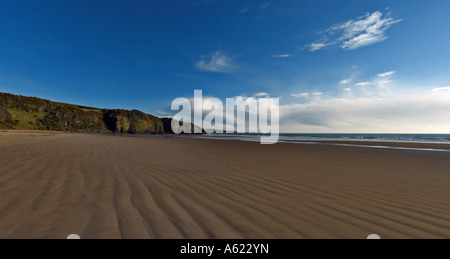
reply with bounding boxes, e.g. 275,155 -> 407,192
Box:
3,130 -> 450,151
193,134 -> 450,151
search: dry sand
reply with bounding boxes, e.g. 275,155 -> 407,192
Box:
0,131 -> 449,239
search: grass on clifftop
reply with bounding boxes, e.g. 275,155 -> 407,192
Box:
0,92 -> 165,134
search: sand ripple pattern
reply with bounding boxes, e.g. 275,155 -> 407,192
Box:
0,132 -> 449,238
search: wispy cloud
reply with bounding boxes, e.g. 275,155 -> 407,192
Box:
272,54 -> 293,58
355,82 -> 372,86
339,78 -> 352,85
378,71 -> 396,77
281,88 -> 450,133
196,52 -> 235,73
432,87 -> 450,92
281,86 -> 450,133
291,93 -> 309,98
254,92 -> 270,97
308,11 -> 402,51
309,43 -> 329,52
280,72 -> 450,133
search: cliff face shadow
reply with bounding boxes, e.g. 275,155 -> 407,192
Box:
161,118 -> 174,134
102,111 -> 118,133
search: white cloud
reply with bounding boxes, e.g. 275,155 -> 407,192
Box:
308,11 -> 402,51
291,93 -> 309,98
355,82 -> 371,86
378,80 -> 391,86
280,72 -> 450,133
280,88 -> 450,133
280,73 -> 450,133
432,87 -> 450,92
340,78 -> 352,85
378,71 -> 396,77
290,92 -> 323,98
196,52 -> 235,73
309,42 -> 328,52
272,54 -> 293,58
254,92 -> 270,97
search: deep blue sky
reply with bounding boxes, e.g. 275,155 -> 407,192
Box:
1,0 -> 449,132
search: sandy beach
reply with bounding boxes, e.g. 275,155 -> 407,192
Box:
0,131 -> 449,239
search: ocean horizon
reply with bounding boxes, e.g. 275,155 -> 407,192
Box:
204,133 -> 450,144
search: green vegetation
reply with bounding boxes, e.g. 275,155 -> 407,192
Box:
0,92 -> 166,134
7,109 -> 47,129
103,109 -> 164,134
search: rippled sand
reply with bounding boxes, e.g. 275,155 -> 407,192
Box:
0,131 -> 449,239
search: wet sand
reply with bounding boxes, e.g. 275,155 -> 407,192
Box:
0,131 -> 449,239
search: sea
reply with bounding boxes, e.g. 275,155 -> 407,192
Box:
196,133 -> 450,152
203,133 -> 450,143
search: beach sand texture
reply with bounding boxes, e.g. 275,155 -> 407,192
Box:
0,131 -> 449,239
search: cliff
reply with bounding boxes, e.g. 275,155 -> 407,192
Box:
0,93 -> 167,134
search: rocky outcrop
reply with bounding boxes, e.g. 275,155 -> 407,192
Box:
0,93 -> 166,134
102,109 -> 164,134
